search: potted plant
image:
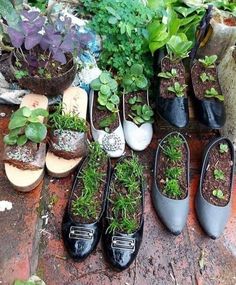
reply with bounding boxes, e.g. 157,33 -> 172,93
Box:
195,137 -> 234,239
62,142 -> 111,261
191,54 -> 226,128
103,154 -> 144,271
6,10 -> 85,96
157,35 -> 192,128
3,93 -> 48,192
121,63 -> 154,151
90,71 -> 125,158
152,131 -> 190,235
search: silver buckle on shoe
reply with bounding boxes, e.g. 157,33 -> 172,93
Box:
69,226 -> 94,240
111,236 -> 135,252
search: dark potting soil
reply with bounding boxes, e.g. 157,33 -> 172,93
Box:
159,57 -> 187,99
14,49 -> 73,79
202,141 -> 233,207
93,92 -> 119,132
191,61 -> 221,101
108,178 -> 142,234
124,91 -> 147,121
157,141 -> 188,200
70,159 -> 108,223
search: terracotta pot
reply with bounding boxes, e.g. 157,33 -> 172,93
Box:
10,52 -> 77,96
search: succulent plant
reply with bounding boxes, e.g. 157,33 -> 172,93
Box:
122,64 -> 148,93
90,71 -> 120,112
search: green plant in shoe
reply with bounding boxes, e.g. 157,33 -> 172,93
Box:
212,189 -> 224,199
199,55 -> 217,68
158,68 -> 178,79
128,96 -> 154,125
204,88 -> 224,101
49,104 -> 88,132
107,154 -> 143,234
219,143 -> 229,154
200,72 -> 215,83
166,167 -> 182,180
122,64 -> 148,93
4,107 -> 48,146
214,169 -> 225,181
166,134 -> 183,148
91,71 -> 119,112
72,142 -> 108,221
164,178 -> 182,198
168,82 -> 187,97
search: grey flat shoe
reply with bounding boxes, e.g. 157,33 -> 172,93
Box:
195,137 -> 235,239
152,131 -> 190,235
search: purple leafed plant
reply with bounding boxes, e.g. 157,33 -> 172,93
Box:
7,10 -> 86,77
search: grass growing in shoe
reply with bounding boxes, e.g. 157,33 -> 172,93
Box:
107,155 -> 143,234
159,134 -> 187,199
49,104 -> 88,132
71,142 -> 108,222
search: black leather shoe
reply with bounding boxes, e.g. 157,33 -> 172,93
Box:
195,137 -> 234,239
62,156 -> 111,261
102,156 -> 144,271
157,97 -> 189,128
195,97 -> 226,129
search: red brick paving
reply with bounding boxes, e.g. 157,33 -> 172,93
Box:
1,105 -> 236,285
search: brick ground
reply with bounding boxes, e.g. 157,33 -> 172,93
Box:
0,105 -> 236,285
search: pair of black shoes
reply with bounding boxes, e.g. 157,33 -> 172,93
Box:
62,156 -> 144,271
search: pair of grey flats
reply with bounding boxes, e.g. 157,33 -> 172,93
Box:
152,132 -> 234,239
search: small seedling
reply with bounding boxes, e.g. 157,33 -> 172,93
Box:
158,68 -> 177,79
212,189 -> 224,199
168,82 -> 187,97
164,178 -> 182,198
204,88 -> 224,101
129,104 -> 154,125
163,145 -> 182,161
214,169 -> 225,181
166,167 -> 182,180
15,70 -> 29,79
219,143 -> 229,154
199,55 -> 218,68
166,135 -> 183,148
200,72 -> 215,83
128,96 -> 143,105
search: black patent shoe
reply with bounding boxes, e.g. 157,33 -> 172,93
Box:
102,156 -> 144,271
62,155 -> 111,261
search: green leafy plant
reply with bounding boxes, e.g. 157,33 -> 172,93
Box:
200,72 -> 215,82
147,1 -> 205,55
91,71 -> 119,112
80,0 -> 154,78
163,145 -> 182,161
107,155 -> 143,234
166,34 -> 193,61
128,96 -> 154,125
204,88 -> 224,101
15,70 -> 29,79
214,169 -> 225,181
98,113 -> 117,131
49,104 -> 88,132
168,82 -> 187,97
72,142 -> 107,220
4,107 -> 48,146
164,178 -> 182,198
28,0 -> 47,12
166,167 -> 182,180
212,189 -> 225,199
199,55 -> 218,68
158,68 -> 178,79
219,143 -> 229,154
122,64 -> 148,93
166,134 -> 183,148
